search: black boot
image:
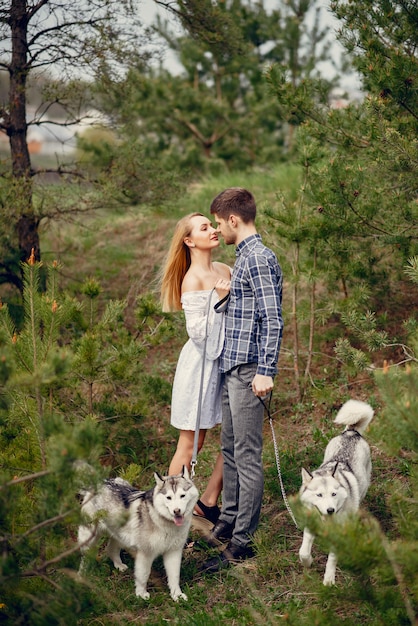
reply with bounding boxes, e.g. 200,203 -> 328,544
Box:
205,519 -> 234,547
200,541 -> 255,573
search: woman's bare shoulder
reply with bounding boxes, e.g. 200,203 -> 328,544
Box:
181,270 -> 202,293
214,261 -> 232,278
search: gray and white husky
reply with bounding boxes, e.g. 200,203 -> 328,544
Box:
299,399 -> 374,585
78,466 -> 199,601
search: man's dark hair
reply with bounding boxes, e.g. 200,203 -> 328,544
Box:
210,187 -> 256,223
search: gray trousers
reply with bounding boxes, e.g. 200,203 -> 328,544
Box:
219,363 -> 265,548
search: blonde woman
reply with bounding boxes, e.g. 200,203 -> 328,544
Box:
160,212 -> 231,523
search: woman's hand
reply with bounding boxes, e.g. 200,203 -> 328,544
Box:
214,278 -> 230,300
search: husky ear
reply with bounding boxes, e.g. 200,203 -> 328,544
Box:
154,471 -> 164,486
331,462 -> 339,477
181,465 -> 190,480
301,468 -> 313,484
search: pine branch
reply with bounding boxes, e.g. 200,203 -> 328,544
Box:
0,469 -> 51,490
369,513 -> 418,626
20,509 -> 77,540
21,542 -> 84,577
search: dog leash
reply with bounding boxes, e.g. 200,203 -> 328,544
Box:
190,287 -> 216,480
258,393 -> 299,529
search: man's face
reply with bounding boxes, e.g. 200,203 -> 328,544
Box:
213,213 -> 236,245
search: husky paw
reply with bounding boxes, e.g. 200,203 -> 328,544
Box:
299,552 -> 313,568
135,588 -> 150,600
114,563 -> 128,572
323,574 -> 335,586
171,590 -> 188,602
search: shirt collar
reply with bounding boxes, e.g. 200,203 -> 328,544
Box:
235,233 -> 261,257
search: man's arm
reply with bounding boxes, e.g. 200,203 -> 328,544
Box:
248,253 -> 283,379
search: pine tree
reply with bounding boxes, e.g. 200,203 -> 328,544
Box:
266,1 -> 418,284
0,257 -> 167,622
92,0 -> 339,172
264,0 -> 418,393
0,256 -> 102,621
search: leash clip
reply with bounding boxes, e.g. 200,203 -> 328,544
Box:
190,459 -> 197,480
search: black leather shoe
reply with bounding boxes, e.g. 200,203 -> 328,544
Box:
200,541 -> 255,573
205,519 -> 234,546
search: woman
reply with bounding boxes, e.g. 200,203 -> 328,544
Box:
160,212 -> 231,524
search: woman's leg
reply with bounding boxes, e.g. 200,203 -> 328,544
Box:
170,430 -> 223,522
195,451 -> 223,511
168,429 -> 206,475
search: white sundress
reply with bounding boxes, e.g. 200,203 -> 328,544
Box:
170,289 -> 225,431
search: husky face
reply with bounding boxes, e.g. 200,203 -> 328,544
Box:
300,468 -> 348,516
154,470 -> 198,526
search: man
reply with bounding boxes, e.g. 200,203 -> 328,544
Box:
201,187 -> 283,572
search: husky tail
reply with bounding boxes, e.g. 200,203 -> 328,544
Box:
334,399 -> 374,434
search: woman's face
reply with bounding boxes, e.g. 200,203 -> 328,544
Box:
186,215 -> 219,250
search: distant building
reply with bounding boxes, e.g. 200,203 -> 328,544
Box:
0,106 -> 108,159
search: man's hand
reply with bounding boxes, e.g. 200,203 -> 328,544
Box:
251,374 -> 274,398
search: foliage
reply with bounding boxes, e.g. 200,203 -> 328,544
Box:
77,132 -> 184,206
0,259 -> 103,622
259,3 -> 418,620
91,0 -> 339,173
264,0 -> 418,393
332,0 -> 417,117
0,256 -> 80,468
0,255 -> 177,622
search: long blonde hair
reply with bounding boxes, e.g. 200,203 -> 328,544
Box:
160,212 -> 204,312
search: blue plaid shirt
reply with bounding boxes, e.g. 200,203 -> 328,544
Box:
219,234 -> 283,376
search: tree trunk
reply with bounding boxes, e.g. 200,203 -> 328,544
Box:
17,212 -> 41,264
303,248 -> 317,397
9,0 -> 41,266
291,241 -> 301,402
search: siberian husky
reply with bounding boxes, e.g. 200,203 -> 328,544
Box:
299,399 -> 374,585
78,466 -> 199,601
